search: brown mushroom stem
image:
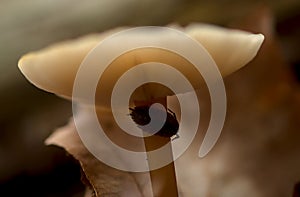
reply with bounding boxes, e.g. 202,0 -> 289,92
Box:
135,98 -> 178,197
144,135 -> 178,196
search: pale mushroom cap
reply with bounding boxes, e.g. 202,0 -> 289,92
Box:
18,24 -> 264,105
185,24 -> 264,76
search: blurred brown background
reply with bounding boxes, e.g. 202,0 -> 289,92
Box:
0,0 -> 299,196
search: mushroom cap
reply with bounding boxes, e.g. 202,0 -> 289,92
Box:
18,24 -> 264,105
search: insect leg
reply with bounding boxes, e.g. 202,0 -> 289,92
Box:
171,133 -> 180,141
167,108 -> 177,119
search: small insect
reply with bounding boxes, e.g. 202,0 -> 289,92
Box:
129,105 -> 179,138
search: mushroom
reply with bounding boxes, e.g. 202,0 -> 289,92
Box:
18,24 -> 264,104
18,23 -> 264,196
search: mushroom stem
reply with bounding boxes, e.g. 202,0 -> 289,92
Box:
144,135 -> 178,196
135,98 -> 178,196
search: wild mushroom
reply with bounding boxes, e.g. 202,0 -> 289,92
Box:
18,23 -> 264,196
18,24 -> 263,103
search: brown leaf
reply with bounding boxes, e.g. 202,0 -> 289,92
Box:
46,109 -> 153,197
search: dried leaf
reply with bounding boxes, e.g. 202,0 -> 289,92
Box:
46,109 -> 153,197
